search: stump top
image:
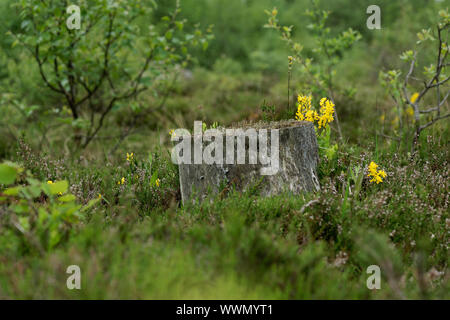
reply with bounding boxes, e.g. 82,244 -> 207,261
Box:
226,119 -> 312,130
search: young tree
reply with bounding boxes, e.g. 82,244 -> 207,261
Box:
380,9 -> 449,150
10,0 -> 212,148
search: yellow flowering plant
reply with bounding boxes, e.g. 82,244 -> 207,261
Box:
295,95 -> 335,130
367,161 -> 387,184
295,94 -> 338,164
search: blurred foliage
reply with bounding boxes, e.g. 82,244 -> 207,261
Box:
0,161 -> 99,255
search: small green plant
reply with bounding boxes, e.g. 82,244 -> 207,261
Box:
260,100 -> 276,122
348,164 -> 364,200
201,121 -> 220,132
0,161 -> 99,254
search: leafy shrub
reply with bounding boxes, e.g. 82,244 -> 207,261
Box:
0,162 -> 99,254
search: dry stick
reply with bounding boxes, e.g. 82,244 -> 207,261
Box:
299,199 -> 320,214
377,132 -> 401,141
287,66 -> 291,114
420,91 -> 450,113
418,113 -> 450,132
325,65 -> 343,140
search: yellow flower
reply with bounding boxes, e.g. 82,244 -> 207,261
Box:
47,180 -> 53,184
155,178 -> 160,187
367,161 -> 387,184
410,92 -> 419,104
98,193 -> 102,199
169,129 -> 176,137
117,177 -> 125,185
305,109 -> 319,122
317,98 -> 335,129
296,94 -> 313,122
368,161 -> 378,172
58,192 -> 63,196
295,95 -> 335,129
295,110 -> 305,121
126,152 -> 134,162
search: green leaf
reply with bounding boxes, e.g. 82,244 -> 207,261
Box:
27,185 -> 42,198
0,164 -> 17,185
58,194 -> 76,202
47,180 -> 69,195
49,228 -> 62,249
3,186 -> 21,196
81,198 -> 100,212
175,21 -> 184,31
13,204 -> 29,214
150,170 -> 159,186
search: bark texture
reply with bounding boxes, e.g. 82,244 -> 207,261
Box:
177,120 -> 320,204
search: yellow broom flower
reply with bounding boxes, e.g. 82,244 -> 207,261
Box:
410,92 -> 419,104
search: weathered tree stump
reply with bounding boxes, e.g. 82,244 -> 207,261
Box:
173,120 -> 320,204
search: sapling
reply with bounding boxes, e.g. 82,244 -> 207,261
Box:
381,9 -> 449,150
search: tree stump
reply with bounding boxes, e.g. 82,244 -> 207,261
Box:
173,120 -> 320,204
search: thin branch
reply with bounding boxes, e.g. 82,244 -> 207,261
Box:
419,113 -> 450,132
